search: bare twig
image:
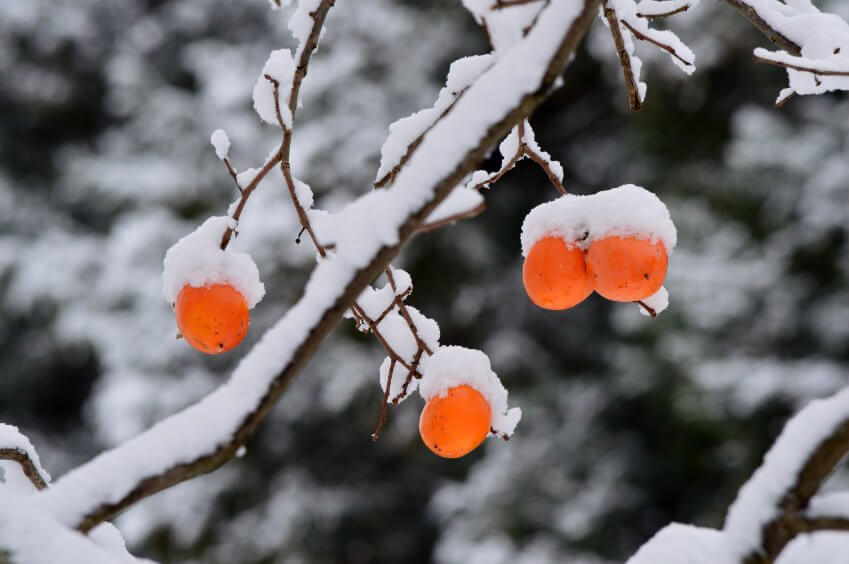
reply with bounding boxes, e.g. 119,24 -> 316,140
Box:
493,0 -> 544,8
372,358 -> 395,441
753,53 -> 849,77
0,448 -> 49,491
636,300 -> 657,318
637,4 -> 691,19
604,3 -> 643,111
416,202 -> 487,233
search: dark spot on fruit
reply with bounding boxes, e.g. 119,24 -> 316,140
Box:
644,273 -> 650,280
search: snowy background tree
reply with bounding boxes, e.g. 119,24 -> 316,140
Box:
0,0 -> 848,562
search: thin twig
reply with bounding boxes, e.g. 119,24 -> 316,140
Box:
620,19 -> 693,67
416,202 -> 487,233
493,0 -> 544,8
636,4 -> 691,19
636,300 -> 657,318
753,53 -> 849,77
604,3 -> 643,111
372,358 -> 395,441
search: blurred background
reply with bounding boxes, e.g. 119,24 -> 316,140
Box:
1,1 -> 848,562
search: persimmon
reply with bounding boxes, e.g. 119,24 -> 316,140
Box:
585,236 -> 667,301
176,283 -> 250,354
419,384 -> 491,458
523,236 -> 593,310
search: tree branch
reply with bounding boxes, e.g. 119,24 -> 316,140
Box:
219,0 -> 336,251
604,2 -> 643,111
718,0 -> 802,56
36,0 -> 602,533
0,448 -> 49,491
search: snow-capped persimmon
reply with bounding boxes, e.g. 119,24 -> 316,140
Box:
585,236 -> 667,302
523,236 -> 593,310
176,283 -> 250,354
419,384 -> 491,458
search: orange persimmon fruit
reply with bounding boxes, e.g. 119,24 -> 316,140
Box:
522,236 -> 593,310
419,384 -> 492,459
585,236 -> 667,302
176,283 -> 250,354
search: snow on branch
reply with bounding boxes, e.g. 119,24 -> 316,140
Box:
719,0 -> 849,102
627,387 -> 849,564
635,0 -> 698,19
602,0 -> 696,110
0,424 -> 50,492
724,387 -> 849,562
33,0 -> 602,533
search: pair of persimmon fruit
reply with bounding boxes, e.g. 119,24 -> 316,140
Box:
172,234 -> 667,459
524,234 -> 667,309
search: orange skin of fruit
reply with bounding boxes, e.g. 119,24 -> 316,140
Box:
523,236 -> 593,310
585,236 -> 668,302
419,385 -> 492,459
176,283 -> 250,354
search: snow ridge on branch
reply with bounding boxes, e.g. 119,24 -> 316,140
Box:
627,387 -> 849,564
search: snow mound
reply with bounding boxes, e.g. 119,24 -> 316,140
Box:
252,49 -> 295,128
162,216 -> 265,308
210,129 -> 230,160
419,346 -> 522,437
520,184 -> 676,256
639,286 -> 669,316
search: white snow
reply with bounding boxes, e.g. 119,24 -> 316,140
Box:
252,49 -> 295,129
733,0 -> 849,96
419,346 -> 522,437
375,54 -> 493,184
638,285 -> 669,316
626,523 -> 732,564
35,0 -> 586,529
0,491 -> 157,564
724,387 -> 849,559
520,184 -> 677,256
288,0 -> 324,60
162,216 -> 265,308
423,186 -> 484,226
609,0 -> 696,75
209,129 -> 230,161
0,424 -> 50,490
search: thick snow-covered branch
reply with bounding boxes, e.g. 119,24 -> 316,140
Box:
725,388 -> 849,562
33,0 -> 601,533
627,388 -> 849,564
